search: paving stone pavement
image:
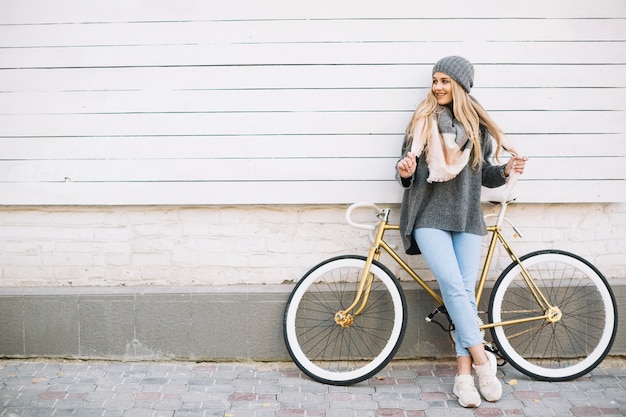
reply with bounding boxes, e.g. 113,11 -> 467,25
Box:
1,358 -> 625,417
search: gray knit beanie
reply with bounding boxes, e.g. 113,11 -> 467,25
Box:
432,56 -> 474,93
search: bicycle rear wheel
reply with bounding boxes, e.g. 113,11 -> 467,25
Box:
283,255 -> 407,385
489,250 -> 617,381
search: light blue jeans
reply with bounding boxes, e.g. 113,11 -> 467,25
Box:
413,228 -> 483,357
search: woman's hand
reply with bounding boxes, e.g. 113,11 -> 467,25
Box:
397,152 -> 418,178
504,155 -> 528,177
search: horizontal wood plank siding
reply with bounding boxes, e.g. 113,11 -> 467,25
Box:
0,0 -> 624,204
2,0 -> 624,22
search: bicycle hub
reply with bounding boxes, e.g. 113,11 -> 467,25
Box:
545,306 -> 563,323
334,311 -> 354,328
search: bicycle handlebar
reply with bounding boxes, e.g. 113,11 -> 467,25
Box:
501,170 -> 521,201
346,202 -> 383,231
481,170 -> 521,203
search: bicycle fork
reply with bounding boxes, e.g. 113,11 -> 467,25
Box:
334,209 -> 391,328
478,227 -> 562,330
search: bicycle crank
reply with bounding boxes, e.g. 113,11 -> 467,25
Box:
334,311 -> 354,328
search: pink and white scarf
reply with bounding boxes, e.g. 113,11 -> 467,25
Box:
411,107 -> 472,183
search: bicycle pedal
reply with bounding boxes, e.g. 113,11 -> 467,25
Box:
483,343 -> 499,356
483,344 -> 506,366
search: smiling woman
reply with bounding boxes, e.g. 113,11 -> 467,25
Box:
394,56 -> 529,407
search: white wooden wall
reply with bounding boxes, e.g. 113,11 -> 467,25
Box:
0,0 -> 624,205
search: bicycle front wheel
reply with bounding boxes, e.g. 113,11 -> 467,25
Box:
283,255 -> 407,385
489,250 -> 617,381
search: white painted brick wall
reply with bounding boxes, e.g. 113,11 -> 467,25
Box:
0,203 -> 623,287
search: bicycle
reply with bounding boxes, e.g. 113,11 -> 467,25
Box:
282,177 -> 618,386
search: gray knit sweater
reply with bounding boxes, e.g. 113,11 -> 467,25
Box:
395,126 -> 507,254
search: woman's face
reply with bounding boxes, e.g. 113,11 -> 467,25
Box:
432,72 -> 453,105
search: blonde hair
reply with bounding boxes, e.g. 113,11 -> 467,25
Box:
405,79 -> 506,167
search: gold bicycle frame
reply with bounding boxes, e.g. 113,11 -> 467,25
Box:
337,206 -> 559,332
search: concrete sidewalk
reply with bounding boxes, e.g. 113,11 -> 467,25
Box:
1,358 -> 624,417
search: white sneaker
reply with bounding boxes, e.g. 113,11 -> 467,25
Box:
453,374 -> 481,408
473,351 -> 502,402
